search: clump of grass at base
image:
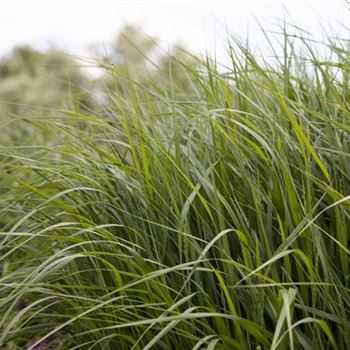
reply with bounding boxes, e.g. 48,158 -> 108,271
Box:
0,30 -> 349,350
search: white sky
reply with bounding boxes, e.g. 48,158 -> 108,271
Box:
0,0 -> 349,60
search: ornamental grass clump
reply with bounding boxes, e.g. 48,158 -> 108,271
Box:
0,30 -> 349,349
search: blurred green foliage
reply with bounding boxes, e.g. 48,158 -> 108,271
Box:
0,25 -> 196,121
0,46 -> 91,116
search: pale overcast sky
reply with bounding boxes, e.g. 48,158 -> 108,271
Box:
0,0 -> 349,60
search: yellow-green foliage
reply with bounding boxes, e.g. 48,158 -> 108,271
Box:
0,29 -> 349,350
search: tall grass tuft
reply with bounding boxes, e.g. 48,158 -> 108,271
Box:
0,30 -> 349,349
